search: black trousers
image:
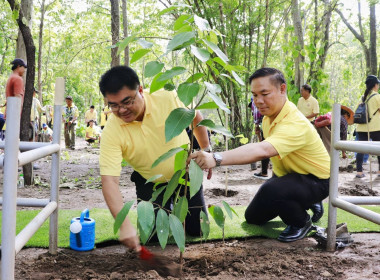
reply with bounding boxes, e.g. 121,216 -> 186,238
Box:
131,171 -> 206,237
245,173 -> 329,227
356,131 -> 380,172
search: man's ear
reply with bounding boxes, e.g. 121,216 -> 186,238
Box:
280,83 -> 287,95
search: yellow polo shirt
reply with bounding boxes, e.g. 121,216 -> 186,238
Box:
297,95 -> 319,121
357,92 -> 380,132
100,90 -> 190,182
263,100 -> 330,179
85,110 -> 97,123
86,126 -> 95,140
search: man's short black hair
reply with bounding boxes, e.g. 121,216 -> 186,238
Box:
301,84 -> 312,94
99,66 -> 140,97
90,105 -> 95,109
249,67 -> 286,88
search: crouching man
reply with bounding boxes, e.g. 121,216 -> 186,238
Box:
189,68 -> 330,242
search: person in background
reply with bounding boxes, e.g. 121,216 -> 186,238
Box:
85,105 -> 97,126
41,123 -> 53,142
85,119 -> 100,144
355,75 -> 380,179
62,96 -> 79,150
248,97 -> 270,179
297,84 -> 319,122
189,67 -> 330,242
31,88 -> 45,141
5,58 -> 27,117
100,105 -> 112,130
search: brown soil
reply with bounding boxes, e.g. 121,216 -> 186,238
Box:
1,138 -> 380,279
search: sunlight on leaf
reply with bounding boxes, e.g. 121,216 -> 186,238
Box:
156,209 -> 169,249
165,108 -> 195,143
151,147 -> 185,169
130,49 -> 151,64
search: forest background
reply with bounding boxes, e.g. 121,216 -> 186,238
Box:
0,0 -> 379,144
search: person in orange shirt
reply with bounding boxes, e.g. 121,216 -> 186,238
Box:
5,58 -> 27,118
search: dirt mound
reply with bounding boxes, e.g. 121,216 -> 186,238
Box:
340,184 -> 379,196
206,188 -> 238,197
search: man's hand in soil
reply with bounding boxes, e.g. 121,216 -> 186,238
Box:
188,151 -> 216,170
119,222 -> 141,252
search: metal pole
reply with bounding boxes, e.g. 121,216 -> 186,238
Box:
0,197 -> 50,207
15,201 -> 57,254
340,196 -> 380,205
326,103 -> 340,251
332,198 -> 380,224
1,97 -> 21,280
334,141 -> 380,155
0,141 -> 50,150
18,144 -> 60,166
49,77 -> 64,254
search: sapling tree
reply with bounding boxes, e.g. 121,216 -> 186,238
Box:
114,5 -> 243,255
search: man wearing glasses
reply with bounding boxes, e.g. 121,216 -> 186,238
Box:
99,66 -> 211,251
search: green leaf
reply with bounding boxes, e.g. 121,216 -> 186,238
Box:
157,6 -> 177,16
146,174 -> 163,184
222,201 -> 238,219
157,67 -> 187,82
150,73 -> 167,93
151,185 -> 166,202
200,211 -> 210,239
196,101 -> 219,110
165,108 -> 195,143
151,147 -> 185,168
204,81 -> 222,94
177,83 -> 200,106
116,35 -> 136,56
137,201 -> 155,243
162,170 -> 183,206
194,14 -> 211,31
174,14 -> 192,31
197,119 -> 233,137
144,61 -> 164,78
167,32 -> 195,51
204,82 -> 230,114
113,200 -> 134,234
185,73 -> 205,83
231,71 -> 245,86
138,39 -> 153,49
130,49 -> 151,64
173,196 -> 188,223
203,39 -> 229,63
169,214 -> 186,252
156,209 -> 170,249
209,205 -> 225,229
164,83 -> 176,91
174,145 -> 188,171
190,45 -> 211,63
189,160 -> 203,198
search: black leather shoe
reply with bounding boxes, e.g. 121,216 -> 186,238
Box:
277,218 -> 312,242
310,201 -> 324,223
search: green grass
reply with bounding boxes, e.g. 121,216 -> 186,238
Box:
1,204 -> 380,248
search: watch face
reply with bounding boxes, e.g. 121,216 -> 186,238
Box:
213,153 -> 222,166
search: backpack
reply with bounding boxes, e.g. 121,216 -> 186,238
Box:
353,93 -> 378,124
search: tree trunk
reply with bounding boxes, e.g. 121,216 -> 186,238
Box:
369,3 -> 377,75
121,0 -> 129,66
37,0 -> 45,102
110,0 -> 120,67
291,0 -> 305,91
8,0 -> 36,185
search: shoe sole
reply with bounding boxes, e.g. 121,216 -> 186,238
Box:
253,174 -> 270,180
277,223 -> 313,242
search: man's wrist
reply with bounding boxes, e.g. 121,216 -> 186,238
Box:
202,145 -> 213,153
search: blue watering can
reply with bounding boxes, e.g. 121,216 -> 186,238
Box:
70,209 -> 95,251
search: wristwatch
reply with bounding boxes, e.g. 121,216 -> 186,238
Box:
212,153 -> 223,167
202,145 -> 213,153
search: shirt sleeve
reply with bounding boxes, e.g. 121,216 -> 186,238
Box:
99,125 -> 123,176
313,99 -> 320,114
264,120 -> 308,159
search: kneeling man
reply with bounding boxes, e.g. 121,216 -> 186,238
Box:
189,67 -> 330,242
